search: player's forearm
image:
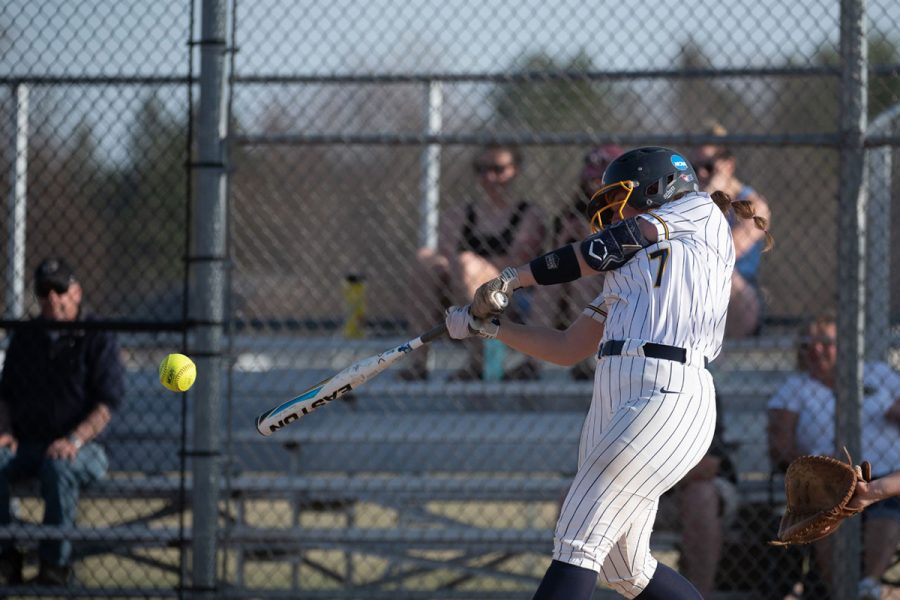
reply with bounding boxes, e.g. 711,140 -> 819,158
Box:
871,472 -> 900,501
496,322 -> 580,366
497,316 -> 602,367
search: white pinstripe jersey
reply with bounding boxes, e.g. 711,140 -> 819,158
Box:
585,192 -> 735,361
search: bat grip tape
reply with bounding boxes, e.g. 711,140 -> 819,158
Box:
420,323 -> 448,344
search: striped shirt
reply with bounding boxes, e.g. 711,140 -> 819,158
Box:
584,192 -> 735,362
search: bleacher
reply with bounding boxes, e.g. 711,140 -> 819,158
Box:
0,329 -> 835,598
225,332 -> 798,598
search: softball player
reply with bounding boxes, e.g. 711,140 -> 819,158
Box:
446,147 -> 772,599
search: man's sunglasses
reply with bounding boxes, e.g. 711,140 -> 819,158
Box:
36,281 -> 70,298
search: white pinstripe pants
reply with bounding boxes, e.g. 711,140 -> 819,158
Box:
553,355 -> 717,598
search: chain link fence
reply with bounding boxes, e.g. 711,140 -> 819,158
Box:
1,0 -> 899,598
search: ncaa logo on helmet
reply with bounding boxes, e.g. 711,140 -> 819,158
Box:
670,155 -> 688,170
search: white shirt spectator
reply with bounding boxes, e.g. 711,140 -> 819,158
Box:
767,361 -> 900,473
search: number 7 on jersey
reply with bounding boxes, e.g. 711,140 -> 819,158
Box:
649,247 -> 670,287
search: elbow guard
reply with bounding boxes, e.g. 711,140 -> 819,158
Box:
580,217 -> 652,272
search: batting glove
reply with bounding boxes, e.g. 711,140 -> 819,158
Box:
471,267 -> 520,319
445,305 -> 500,340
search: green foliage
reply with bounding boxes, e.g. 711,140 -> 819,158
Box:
866,32 -> 900,119
109,96 -> 188,312
813,31 -> 900,120
672,39 -> 753,133
491,51 -> 635,133
770,30 -> 900,133
486,51 -> 640,213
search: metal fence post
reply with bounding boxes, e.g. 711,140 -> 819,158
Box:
418,80 -> 443,251
191,0 -> 230,597
865,103 -> 900,363
833,0 -> 867,597
5,83 -> 28,319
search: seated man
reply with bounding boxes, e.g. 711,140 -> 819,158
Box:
0,258 -> 123,586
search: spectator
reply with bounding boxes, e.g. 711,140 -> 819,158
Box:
0,258 -> 123,586
692,122 -> 772,338
545,145 -> 621,380
397,144 -> 545,381
673,394 -> 739,599
767,314 -> 900,600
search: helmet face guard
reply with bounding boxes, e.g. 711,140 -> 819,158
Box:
586,181 -> 635,233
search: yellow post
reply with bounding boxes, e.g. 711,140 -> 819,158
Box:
342,274 -> 366,338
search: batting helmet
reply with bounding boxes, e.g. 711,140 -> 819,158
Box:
585,146 -> 698,232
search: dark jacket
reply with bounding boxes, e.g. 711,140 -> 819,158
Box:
0,316 -> 123,444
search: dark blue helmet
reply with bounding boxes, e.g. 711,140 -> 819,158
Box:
585,147 -> 699,232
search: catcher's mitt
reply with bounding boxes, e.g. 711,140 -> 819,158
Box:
770,447 -> 872,546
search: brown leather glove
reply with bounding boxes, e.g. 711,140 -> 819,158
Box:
770,447 -> 872,546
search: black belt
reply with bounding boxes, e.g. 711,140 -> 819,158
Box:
598,340 -> 709,367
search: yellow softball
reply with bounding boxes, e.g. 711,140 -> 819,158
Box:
159,353 -> 197,392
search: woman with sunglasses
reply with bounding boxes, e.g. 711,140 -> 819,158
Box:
692,124 -> 772,339
444,146 -> 772,599
398,144 -> 545,381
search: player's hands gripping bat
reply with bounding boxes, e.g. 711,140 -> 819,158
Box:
445,305 -> 500,339
471,267 -> 521,319
255,291 -> 509,436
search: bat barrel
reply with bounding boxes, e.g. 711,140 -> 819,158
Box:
255,320 -> 452,436
256,414 -> 274,437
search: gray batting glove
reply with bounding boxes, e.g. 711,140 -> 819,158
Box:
471,267 -> 519,320
445,305 -> 500,339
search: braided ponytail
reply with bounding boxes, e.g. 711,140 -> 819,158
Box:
711,190 -> 774,251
